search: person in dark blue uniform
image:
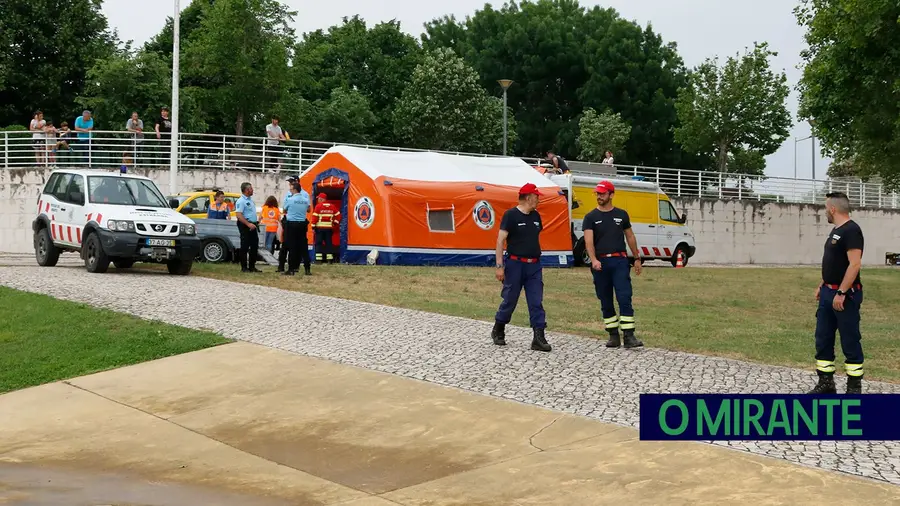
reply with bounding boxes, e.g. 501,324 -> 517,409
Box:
808,191 -> 865,394
490,183 -> 552,352
583,180 -> 644,349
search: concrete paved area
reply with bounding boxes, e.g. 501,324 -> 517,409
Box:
2,265 -> 900,487
2,342 -> 899,505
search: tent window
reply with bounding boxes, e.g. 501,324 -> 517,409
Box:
427,209 -> 455,232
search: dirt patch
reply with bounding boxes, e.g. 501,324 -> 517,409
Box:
208,419 -> 490,495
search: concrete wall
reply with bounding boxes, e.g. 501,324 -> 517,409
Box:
1,167 -> 287,254
671,197 -> 900,265
3,167 -> 899,264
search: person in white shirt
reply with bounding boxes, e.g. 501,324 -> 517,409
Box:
602,151 -> 614,165
265,115 -> 286,172
29,111 -> 47,164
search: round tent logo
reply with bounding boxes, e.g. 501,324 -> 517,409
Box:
473,200 -> 495,230
354,196 -> 375,229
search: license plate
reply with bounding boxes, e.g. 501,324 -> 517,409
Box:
146,239 -> 175,247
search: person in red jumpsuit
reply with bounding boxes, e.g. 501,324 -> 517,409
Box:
311,193 -> 340,263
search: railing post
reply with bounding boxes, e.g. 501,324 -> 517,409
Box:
3,131 -> 7,168
261,139 -> 267,172
698,172 -> 702,197
738,177 -> 743,200
677,169 -> 682,196
878,184 -> 882,208
298,140 -> 303,173
88,137 -> 92,168
655,167 -> 659,184
718,173 -> 723,199
221,135 -> 226,171
860,182 -> 865,207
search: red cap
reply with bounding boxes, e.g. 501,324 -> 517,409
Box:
595,181 -> 615,194
518,183 -> 543,196
317,192 -> 327,199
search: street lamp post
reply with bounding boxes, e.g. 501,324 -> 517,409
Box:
498,79 -> 513,156
794,134 -> 817,180
169,0 -> 181,194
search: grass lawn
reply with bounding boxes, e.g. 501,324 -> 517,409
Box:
0,286 -> 230,393
176,261 -> 900,382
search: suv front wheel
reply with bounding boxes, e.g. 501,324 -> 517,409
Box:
167,258 -> 193,275
83,233 -> 111,273
35,227 -> 61,267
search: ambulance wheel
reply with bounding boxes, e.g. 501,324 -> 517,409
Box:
573,238 -> 589,267
671,245 -> 689,267
35,227 -> 60,267
83,233 -> 110,273
201,239 -> 228,263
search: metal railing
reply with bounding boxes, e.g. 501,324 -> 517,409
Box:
3,129 -> 898,209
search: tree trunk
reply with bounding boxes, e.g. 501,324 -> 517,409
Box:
235,111 -> 244,138
716,140 -> 729,172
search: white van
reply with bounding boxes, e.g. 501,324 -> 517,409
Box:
32,169 -> 202,274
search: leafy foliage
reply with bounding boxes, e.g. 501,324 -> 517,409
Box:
674,42 -> 792,175
0,0 -> 116,126
183,0 -> 296,137
422,0 -> 687,166
293,16 -> 422,145
392,48 -> 516,153
576,108 -> 631,163
795,0 -> 900,189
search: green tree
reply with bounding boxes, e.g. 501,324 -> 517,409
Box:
309,87 -> 377,144
795,0 -> 900,189
576,108 -> 631,162
77,48 -> 170,131
392,48 -> 516,153
423,0 -> 687,165
0,0 -> 116,126
674,42 -> 792,175
293,16 -> 422,145
183,0 -> 296,137
142,0 -> 214,58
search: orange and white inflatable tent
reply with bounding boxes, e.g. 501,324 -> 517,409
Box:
298,145 -> 574,267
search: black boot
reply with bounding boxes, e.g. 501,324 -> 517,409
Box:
808,370 -> 837,394
623,330 -> 644,349
491,322 -> 506,346
531,328 -> 551,352
605,330 -> 621,348
846,375 -> 863,394
304,265 -> 311,276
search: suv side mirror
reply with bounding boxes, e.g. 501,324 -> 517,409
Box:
169,198 -> 180,209
69,191 -> 84,204
679,211 -> 688,224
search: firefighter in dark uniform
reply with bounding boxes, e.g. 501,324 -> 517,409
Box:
582,180 -> 644,349
490,183 -> 552,352
809,191 -> 865,394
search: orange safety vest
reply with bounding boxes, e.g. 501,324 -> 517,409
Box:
311,202 -> 341,229
260,206 -> 280,232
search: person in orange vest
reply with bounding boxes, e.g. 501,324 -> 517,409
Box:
260,195 -> 281,253
311,192 -> 340,263
207,191 -> 231,220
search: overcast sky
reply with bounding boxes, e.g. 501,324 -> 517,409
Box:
101,0 -> 828,180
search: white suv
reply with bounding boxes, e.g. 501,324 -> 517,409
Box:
32,169 -> 202,274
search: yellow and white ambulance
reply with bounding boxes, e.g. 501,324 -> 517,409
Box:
547,173 -> 697,266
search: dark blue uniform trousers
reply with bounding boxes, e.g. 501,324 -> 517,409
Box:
495,258 -> 546,329
591,257 -> 635,332
815,286 -> 864,376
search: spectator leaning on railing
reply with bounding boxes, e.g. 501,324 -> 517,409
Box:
29,111 -> 47,164
73,110 -> 94,166
126,111 -> 144,164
